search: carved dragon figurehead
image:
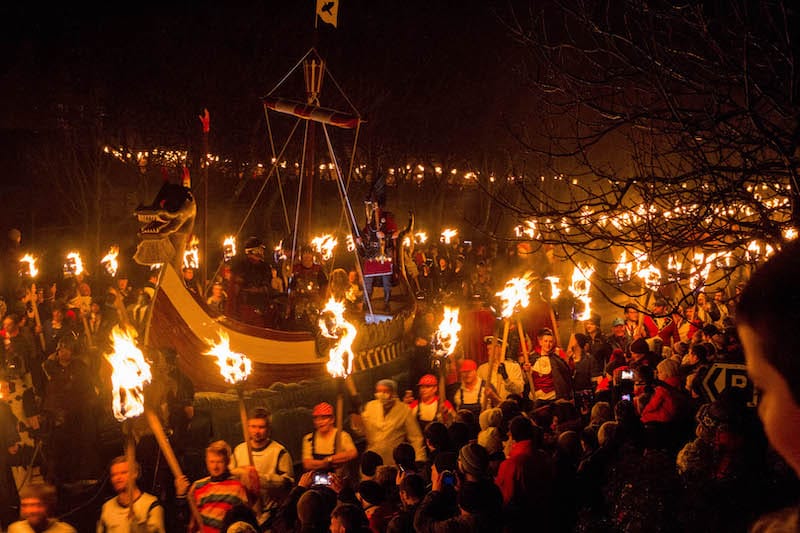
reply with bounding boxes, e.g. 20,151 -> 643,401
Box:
133,182 -> 196,271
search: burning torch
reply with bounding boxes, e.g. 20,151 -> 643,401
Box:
101,245 -> 120,277
19,254 -> 45,351
204,331 -> 254,467
105,325 -> 151,516
495,273 -> 535,395
319,297 -> 358,432
431,306 -> 461,422
223,236 -> 237,262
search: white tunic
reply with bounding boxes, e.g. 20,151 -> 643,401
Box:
96,492 -> 164,533
360,399 -> 426,465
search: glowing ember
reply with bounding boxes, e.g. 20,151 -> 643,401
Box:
101,246 -> 119,277
311,234 -> 338,261
784,227 -> 798,241
433,306 -> 461,358
183,236 -> 200,269
19,254 -> 38,278
65,251 -> 84,276
105,326 -> 152,422
495,273 -> 534,318
204,331 -> 252,385
440,228 -> 458,244
319,297 -> 357,379
223,236 -> 237,261
569,264 -> 594,321
544,276 -> 561,300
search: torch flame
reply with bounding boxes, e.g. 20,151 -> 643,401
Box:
311,234 -> 338,262
105,326 -> 152,422
433,306 -> 461,358
20,254 -> 38,278
544,276 -> 561,300
223,236 -> 237,261
569,264 -> 594,321
183,236 -> 200,269
414,231 -> 428,244
66,251 -> 84,276
615,250 -> 633,283
319,297 -> 357,379
495,273 -> 534,318
440,228 -> 458,244
667,255 -> 682,274
204,331 -> 252,385
101,246 -> 119,277
345,234 -> 356,252
636,264 -> 662,291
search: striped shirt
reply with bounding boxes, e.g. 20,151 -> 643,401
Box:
192,473 -> 249,533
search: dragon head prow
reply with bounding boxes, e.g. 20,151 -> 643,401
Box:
133,182 -> 196,270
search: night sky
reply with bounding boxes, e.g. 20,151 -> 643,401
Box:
0,1 -> 522,159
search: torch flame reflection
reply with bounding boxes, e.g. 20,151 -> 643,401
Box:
106,326 -> 152,422
319,297 -> 357,379
204,331 -> 252,385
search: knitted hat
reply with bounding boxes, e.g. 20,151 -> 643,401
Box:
477,427 -> 503,456
656,358 -> 679,380
418,374 -> 438,386
458,443 -> 489,479
612,317 -> 625,327
312,402 -> 334,417
478,407 -> 502,431
376,379 -> 397,392
357,480 -> 385,505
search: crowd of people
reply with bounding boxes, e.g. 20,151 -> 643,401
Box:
2,221 -> 800,532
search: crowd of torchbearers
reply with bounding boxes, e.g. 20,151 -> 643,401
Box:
2,223 -> 800,533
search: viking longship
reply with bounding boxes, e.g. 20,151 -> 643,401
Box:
134,48 -> 417,393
